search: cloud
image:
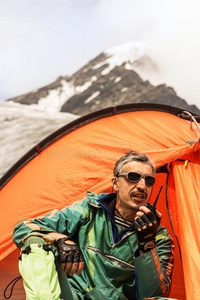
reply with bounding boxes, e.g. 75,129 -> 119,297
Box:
0,0 -> 200,108
140,0 -> 200,105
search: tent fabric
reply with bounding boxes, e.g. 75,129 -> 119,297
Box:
170,161 -> 200,299
0,104 -> 200,300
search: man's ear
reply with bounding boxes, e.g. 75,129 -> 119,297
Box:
111,177 -> 118,191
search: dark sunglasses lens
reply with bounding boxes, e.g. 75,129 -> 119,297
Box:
145,176 -> 155,186
126,172 -> 155,186
127,172 -> 141,182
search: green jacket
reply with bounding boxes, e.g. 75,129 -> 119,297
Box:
13,192 -> 175,300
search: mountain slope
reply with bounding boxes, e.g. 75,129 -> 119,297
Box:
9,42 -> 200,116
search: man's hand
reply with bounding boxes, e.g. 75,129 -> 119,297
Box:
56,237 -> 85,276
47,232 -> 84,276
133,205 -> 162,253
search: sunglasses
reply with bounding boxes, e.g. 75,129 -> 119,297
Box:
116,172 -> 155,187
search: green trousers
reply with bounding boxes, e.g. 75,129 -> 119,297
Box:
19,236 -> 79,300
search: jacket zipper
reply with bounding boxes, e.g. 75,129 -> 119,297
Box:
87,246 -> 135,271
112,230 -> 136,248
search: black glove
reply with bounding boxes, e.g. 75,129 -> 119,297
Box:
133,203 -> 161,253
56,237 -> 84,263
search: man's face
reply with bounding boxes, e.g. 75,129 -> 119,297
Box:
114,161 -> 154,212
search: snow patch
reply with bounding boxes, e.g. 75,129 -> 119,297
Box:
121,87 -> 128,93
84,91 -> 100,104
114,77 -> 121,83
30,76 -> 97,112
101,67 -> 111,76
30,80 -> 75,112
93,61 -> 107,70
91,75 -> 97,81
76,81 -> 92,94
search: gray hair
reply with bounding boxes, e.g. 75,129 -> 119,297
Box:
113,150 -> 156,176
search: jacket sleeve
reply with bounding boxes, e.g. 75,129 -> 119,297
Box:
134,225 -> 175,300
13,197 -> 90,249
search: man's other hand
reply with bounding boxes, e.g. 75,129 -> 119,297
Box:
47,232 -> 85,276
56,237 -> 85,276
133,206 -> 162,253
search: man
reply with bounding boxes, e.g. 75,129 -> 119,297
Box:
13,151 -> 175,300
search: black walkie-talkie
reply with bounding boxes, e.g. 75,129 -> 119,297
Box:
145,185 -> 163,214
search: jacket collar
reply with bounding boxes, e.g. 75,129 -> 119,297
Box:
96,193 -> 116,216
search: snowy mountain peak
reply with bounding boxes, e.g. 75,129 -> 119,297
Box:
93,41 -> 159,83
105,41 -> 146,62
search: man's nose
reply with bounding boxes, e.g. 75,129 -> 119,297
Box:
136,177 -> 146,189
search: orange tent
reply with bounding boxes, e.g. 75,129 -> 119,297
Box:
0,103 -> 200,300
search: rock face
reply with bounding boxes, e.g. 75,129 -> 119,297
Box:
8,42 -> 200,116
61,64 -> 191,116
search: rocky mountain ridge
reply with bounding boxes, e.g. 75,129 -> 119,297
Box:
8,42 -> 200,116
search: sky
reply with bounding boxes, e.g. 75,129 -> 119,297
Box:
0,0 -> 200,109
